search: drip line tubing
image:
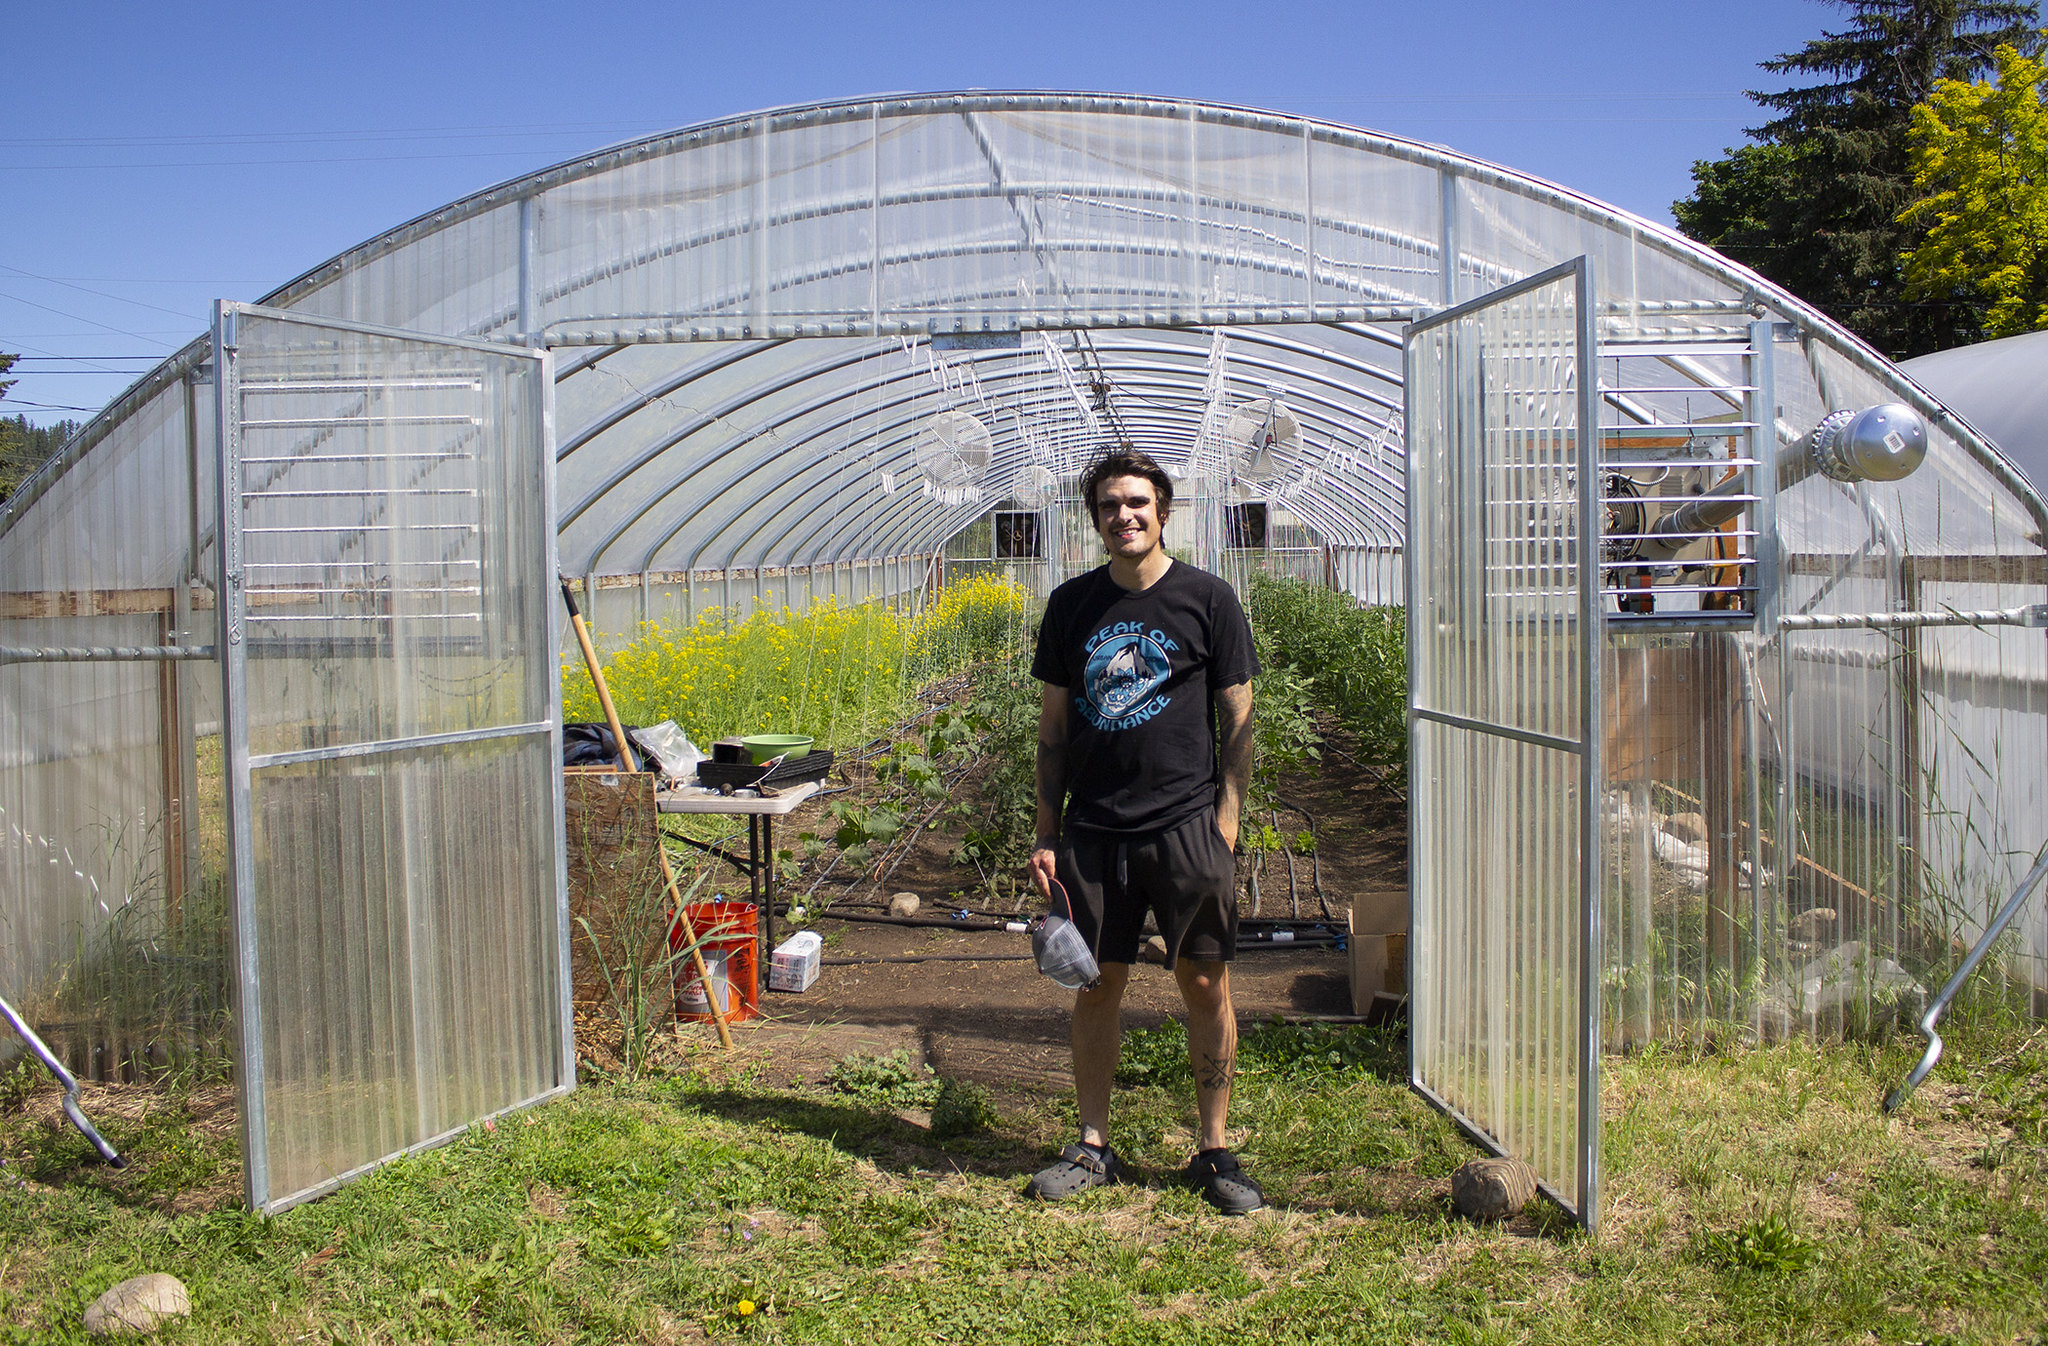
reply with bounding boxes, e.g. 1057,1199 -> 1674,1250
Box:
792,908 -> 1019,932
823,953 -> 1035,965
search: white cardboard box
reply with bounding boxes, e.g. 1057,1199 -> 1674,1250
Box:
769,930 -> 823,992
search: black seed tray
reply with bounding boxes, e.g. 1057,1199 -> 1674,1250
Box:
696,749 -> 834,791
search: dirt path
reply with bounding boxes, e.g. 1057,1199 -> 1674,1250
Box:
682,729 -> 1408,1095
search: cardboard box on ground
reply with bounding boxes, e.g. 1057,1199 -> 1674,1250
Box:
1348,886 -> 1409,1016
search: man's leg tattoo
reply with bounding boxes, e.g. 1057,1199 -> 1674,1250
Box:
1198,1050 -> 1234,1093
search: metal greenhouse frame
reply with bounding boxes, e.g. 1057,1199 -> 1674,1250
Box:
3,93 -> 2043,1226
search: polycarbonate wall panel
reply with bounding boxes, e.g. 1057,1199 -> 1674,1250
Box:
247,734 -> 560,1204
1602,632 -> 1782,1044
227,317 -> 552,759
1913,602 -> 2048,993
577,556 -> 932,636
0,366 -> 224,1078
218,305 -> 566,1212
1406,260 -> 1599,1226
1412,719 -> 1584,1193
1410,286 -> 1586,744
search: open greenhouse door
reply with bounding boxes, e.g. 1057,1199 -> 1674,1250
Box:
1403,259 -> 1604,1231
211,303 -> 572,1214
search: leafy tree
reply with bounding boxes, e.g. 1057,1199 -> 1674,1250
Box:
1674,1 -> 2043,358
1900,40 -> 2048,337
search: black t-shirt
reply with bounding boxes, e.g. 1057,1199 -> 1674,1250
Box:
1030,560 -> 1260,835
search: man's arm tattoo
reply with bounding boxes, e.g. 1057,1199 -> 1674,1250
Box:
1198,1050 -> 1235,1093
1215,681 -> 1254,819
1034,735 -> 1068,839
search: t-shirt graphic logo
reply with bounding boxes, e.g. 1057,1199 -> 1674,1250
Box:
1084,632 -> 1172,722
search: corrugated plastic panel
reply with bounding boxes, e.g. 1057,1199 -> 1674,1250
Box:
1406,259 -> 1601,1228
216,305 -> 568,1212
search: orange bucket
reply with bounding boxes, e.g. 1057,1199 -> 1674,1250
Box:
674,900 -> 759,1023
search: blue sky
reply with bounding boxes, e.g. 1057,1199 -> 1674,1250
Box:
2,0 -> 1829,426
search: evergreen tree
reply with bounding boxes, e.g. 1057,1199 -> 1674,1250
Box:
0,354 -> 81,503
1674,1 -> 2042,358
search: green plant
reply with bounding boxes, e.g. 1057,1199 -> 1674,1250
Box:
0,1059 -> 37,1113
911,574 -> 1032,676
823,1048 -> 941,1109
573,861 -> 713,1081
820,800 -> 904,870
1248,659 -> 1322,813
1701,1212 -> 1814,1274
1115,1019 -> 1192,1087
876,740 -> 947,800
948,650 -> 1043,878
563,598 -> 915,752
928,1077 -> 997,1138
1244,571 -> 1406,774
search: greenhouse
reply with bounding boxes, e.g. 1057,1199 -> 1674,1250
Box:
2,92 -> 2044,1232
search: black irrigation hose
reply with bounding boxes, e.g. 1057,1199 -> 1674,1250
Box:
1272,794 -> 1338,924
823,953 -> 1036,965
795,908 -> 1021,933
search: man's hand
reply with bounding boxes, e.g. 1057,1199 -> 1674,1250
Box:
1028,841 -> 1058,902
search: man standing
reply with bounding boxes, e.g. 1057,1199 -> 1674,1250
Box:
1024,449 -> 1263,1215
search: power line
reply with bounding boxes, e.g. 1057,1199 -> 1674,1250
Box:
0,120 -> 663,149
0,292 -> 176,347
0,264 -> 209,321
1,399 -> 101,413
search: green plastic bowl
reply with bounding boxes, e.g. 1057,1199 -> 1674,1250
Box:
741,733 -> 814,764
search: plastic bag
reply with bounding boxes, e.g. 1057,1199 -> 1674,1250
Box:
628,720 -> 704,780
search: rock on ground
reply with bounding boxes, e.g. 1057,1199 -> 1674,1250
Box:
1451,1157 -> 1538,1221
887,892 -> 921,918
83,1274 -> 190,1336
1661,811 -> 1709,845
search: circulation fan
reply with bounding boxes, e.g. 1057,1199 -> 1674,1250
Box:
1221,397 -> 1302,492
913,410 -> 994,502
1009,464 -> 1058,509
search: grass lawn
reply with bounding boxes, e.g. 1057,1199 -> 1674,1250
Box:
2,1015 -> 2044,1344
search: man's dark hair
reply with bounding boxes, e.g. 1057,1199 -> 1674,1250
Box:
1079,448 -> 1174,518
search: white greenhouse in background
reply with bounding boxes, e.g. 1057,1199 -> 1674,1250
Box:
2,93 -> 2042,1228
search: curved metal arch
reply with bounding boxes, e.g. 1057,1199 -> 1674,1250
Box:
1045,378 -> 1405,541
246,91 -> 1721,324
667,367 -> 1088,576
558,340 -> 888,530
711,331 -> 1411,569
600,341 -> 1064,575
704,338 -> 1412,571
556,340 -> 784,460
1052,339 -> 1409,524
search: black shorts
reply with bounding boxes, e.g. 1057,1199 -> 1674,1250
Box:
1054,808 -> 1238,969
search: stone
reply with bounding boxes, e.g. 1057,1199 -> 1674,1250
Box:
887,892 -> 920,918
83,1274 -> 190,1336
1787,906 -> 1839,942
1759,939 -> 1925,1034
1450,1157 -> 1538,1221
1661,811 -> 1709,845
1139,935 -> 1169,965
